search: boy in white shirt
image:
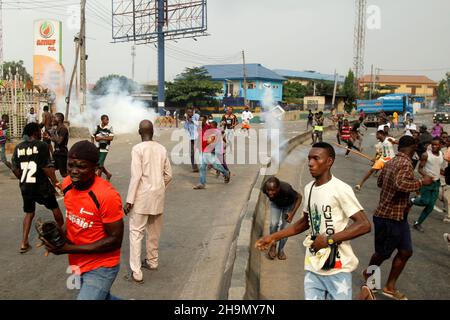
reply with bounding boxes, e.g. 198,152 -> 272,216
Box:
241,106 -> 253,136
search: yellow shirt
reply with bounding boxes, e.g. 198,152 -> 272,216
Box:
393,112 -> 398,121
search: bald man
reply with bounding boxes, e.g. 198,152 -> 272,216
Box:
124,120 -> 172,283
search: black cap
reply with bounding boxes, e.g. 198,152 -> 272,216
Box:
68,140 -> 99,164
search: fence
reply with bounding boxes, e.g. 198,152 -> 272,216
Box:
0,75 -> 51,138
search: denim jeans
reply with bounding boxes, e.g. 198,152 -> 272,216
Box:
77,265 -> 121,300
304,271 -> 352,300
0,144 -> 6,162
199,152 -> 229,185
269,203 -> 294,254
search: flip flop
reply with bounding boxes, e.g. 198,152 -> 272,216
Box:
20,244 -> 31,254
267,245 -> 276,260
123,272 -> 144,284
382,288 -> 408,300
278,251 -> 287,260
357,285 -> 376,300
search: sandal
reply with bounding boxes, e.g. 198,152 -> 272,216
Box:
382,288 -> 408,300
278,251 -> 287,260
267,245 -> 276,260
357,285 -> 376,300
123,272 -> 144,284
20,244 -> 32,254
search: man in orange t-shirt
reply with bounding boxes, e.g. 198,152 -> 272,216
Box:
43,140 -> 124,300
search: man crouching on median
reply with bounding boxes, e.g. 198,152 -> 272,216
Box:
256,142 -> 371,300
43,141 -> 124,300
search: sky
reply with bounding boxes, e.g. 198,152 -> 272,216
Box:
3,0 -> 450,85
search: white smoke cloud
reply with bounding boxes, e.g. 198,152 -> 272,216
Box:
61,78 -> 158,135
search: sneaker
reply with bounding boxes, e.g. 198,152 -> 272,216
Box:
355,184 -> 361,191
410,197 -> 416,206
413,222 -> 424,233
142,259 -> 158,271
193,184 -> 206,190
444,233 -> 450,250
224,172 -> 231,183
443,217 -> 450,224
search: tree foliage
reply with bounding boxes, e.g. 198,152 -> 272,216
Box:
306,80 -> 335,96
165,67 -> 222,108
1,60 -> 32,82
92,74 -> 137,96
436,72 -> 450,106
282,81 -> 308,102
340,69 -> 357,112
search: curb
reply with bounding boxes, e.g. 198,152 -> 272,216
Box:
226,124 -> 338,299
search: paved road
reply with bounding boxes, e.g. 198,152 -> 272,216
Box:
259,113 -> 450,300
0,120 -> 310,300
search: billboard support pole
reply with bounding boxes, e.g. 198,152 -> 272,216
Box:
157,0 -> 165,115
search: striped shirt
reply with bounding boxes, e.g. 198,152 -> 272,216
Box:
340,125 -> 352,141
374,152 -> 422,221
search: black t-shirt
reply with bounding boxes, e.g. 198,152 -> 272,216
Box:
262,181 -> 298,208
221,114 -> 238,129
307,113 -> 313,121
12,140 -> 55,197
53,125 -> 69,156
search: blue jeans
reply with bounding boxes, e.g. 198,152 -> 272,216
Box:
199,152 -> 229,185
77,265 -> 121,300
0,144 -> 6,162
304,271 -> 352,300
269,203 -> 294,254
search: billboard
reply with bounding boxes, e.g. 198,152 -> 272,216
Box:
33,19 -> 65,101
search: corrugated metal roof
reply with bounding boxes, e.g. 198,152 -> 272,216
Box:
203,64 -> 286,81
273,69 -> 346,83
360,74 -> 437,85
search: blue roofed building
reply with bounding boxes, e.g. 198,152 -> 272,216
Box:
203,63 -> 285,107
273,69 -> 346,85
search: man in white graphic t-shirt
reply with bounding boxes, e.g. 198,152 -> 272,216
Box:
256,142 -> 371,300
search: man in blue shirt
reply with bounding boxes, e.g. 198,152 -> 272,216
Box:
184,108 -> 200,172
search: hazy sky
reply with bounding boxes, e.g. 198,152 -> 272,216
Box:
4,0 -> 450,85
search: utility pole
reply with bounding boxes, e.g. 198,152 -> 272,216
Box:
157,0 -> 165,115
369,64 -> 373,99
79,0 -> 87,113
242,50 -> 248,106
131,45 -> 136,81
331,70 -> 338,108
65,35 -> 81,121
372,66 -> 378,96
313,82 -> 316,96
